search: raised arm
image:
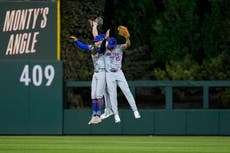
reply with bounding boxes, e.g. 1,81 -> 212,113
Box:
88,17 -> 103,38
117,26 -> 131,49
122,36 -> 131,49
99,29 -> 110,54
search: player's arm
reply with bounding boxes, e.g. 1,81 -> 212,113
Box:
92,22 -> 98,38
89,17 -> 103,38
100,39 -> 106,54
70,36 -> 90,52
99,29 -> 110,54
88,19 -> 98,38
122,36 -> 131,49
117,26 -> 131,49
76,41 -> 91,51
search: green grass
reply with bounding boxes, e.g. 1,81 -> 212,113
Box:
0,136 -> 230,153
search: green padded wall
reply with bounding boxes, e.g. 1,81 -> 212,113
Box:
0,61 -> 63,134
63,109 -> 230,135
219,111 -> 230,135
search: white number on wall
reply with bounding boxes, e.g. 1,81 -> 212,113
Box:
20,65 -> 55,86
19,65 -> 31,86
44,65 -> 55,86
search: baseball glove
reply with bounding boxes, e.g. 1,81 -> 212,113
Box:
118,25 -> 130,38
96,17 -> 103,25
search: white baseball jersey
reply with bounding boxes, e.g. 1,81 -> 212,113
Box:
75,41 -> 106,100
104,45 -> 123,72
89,45 -> 105,72
88,46 -> 106,99
104,45 -> 138,115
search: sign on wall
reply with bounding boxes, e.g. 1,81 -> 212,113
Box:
0,1 -> 62,134
0,1 -> 59,60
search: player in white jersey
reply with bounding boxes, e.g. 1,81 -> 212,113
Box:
70,34 -> 106,125
89,17 -> 114,120
101,33 -> 141,123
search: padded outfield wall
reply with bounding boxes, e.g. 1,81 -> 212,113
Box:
63,109 -> 230,135
0,0 -> 63,134
0,0 -> 229,135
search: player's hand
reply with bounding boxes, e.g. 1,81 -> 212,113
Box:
118,25 -> 130,38
70,36 -> 78,42
105,29 -> 110,40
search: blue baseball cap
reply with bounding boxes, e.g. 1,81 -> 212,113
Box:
107,37 -> 117,48
93,34 -> 106,42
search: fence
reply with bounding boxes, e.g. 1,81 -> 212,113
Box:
64,80 -> 230,135
66,80 -> 230,109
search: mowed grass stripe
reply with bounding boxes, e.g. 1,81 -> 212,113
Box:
0,136 -> 229,153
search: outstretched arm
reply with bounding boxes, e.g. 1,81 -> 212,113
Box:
70,36 -> 90,51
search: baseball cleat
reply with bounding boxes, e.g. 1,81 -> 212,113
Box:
134,111 -> 141,119
88,116 -> 102,125
114,114 -> 121,123
101,112 -> 113,120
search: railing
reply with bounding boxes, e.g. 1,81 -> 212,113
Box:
65,80 -> 230,110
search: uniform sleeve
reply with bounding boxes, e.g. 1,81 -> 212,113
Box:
100,39 -> 107,54
118,45 -> 124,52
75,41 -> 90,52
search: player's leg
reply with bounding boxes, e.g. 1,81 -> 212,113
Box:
106,72 -> 120,123
117,71 -> 141,119
95,71 -> 106,118
101,85 -> 113,120
88,74 -> 101,125
91,74 -> 97,116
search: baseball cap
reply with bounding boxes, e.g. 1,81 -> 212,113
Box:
107,37 -> 117,48
93,34 -> 106,42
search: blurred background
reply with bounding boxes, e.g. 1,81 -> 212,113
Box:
61,0 -> 230,110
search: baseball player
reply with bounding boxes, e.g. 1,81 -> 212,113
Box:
88,17 -> 114,120
70,34 -> 106,125
101,27 -> 141,123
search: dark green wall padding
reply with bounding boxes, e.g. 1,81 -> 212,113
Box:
64,80 -> 230,135
0,67 -> 230,135
63,109 -> 230,135
0,61 -> 63,134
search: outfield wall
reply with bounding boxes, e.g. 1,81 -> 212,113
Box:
0,1 -> 229,136
0,1 -> 63,135
63,81 -> 230,135
63,109 -> 230,135
0,61 -> 63,135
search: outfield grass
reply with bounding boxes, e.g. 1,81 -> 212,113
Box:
0,136 -> 229,153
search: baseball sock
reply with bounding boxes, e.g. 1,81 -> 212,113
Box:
97,98 -> 104,116
92,99 -> 98,117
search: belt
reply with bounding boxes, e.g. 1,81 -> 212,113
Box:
94,68 -> 105,73
107,68 -> 120,72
